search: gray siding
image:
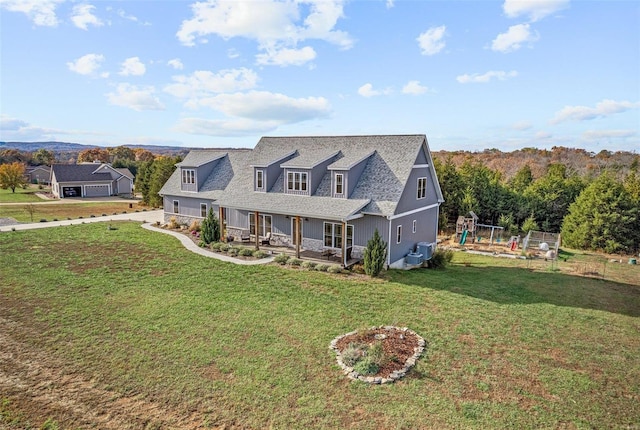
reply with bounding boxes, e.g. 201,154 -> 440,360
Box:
347,156 -> 369,197
164,196 -> 216,220
388,206 -> 439,264
351,215 -> 388,247
394,165 -> 439,215
197,159 -> 219,189
310,156 -> 336,193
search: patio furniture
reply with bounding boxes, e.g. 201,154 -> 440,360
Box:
261,232 -> 272,245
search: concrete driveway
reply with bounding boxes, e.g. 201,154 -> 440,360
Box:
0,210 -> 164,232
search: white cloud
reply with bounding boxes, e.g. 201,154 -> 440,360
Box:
551,100 -> 640,124
402,80 -> 428,95
106,83 -> 165,111
176,0 -> 353,66
456,70 -> 518,84
164,68 -> 259,102
174,117 -> 281,137
0,0 -> 63,26
492,23 -> 539,53
386,0 -> 394,9
167,58 -> 184,70
194,91 -> 331,123
71,4 -> 104,30
256,46 -> 317,67
227,48 -> 240,59
417,25 -> 446,56
503,0 -> 569,22
0,115 -> 102,141
512,121 -> 533,131
0,115 -> 29,131
582,129 -> 637,140
67,53 -> 106,76
358,83 -> 392,97
119,57 -> 146,76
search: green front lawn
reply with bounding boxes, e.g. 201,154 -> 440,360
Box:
0,185 -> 47,203
1,222 -> 638,429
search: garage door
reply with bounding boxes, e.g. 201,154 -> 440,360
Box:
62,186 -> 81,198
84,184 -> 110,197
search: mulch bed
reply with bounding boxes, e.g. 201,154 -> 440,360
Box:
334,327 -> 421,379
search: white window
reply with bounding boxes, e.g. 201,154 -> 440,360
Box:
287,171 -> 308,192
335,173 -> 344,195
413,219 -> 417,233
249,213 -> 272,237
173,200 -> 179,214
201,203 -> 207,218
397,225 -> 402,244
182,169 -> 195,184
323,222 -> 353,249
417,177 -> 427,199
256,170 -> 264,190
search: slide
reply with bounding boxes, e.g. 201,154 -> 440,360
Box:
459,229 -> 468,245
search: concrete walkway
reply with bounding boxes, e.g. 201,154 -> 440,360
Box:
141,223 -> 275,265
0,210 -> 164,232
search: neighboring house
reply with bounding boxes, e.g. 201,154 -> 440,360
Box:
50,163 -> 134,198
159,135 -> 443,268
25,166 -> 51,185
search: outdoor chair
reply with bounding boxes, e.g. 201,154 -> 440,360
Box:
261,232 -> 272,245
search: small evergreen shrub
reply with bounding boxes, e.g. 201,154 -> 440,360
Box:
341,342 -> 366,367
363,228 -> 387,277
315,264 -> 329,272
201,208 -> 220,245
198,240 -> 206,247
218,243 -> 230,252
288,258 -> 303,266
227,247 -> 239,257
428,248 -> 454,269
90,214 -> 96,218
102,213 -> 107,216
301,261 -> 316,270
238,247 -> 254,257
353,355 -> 379,376
253,250 -> 269,259
210,242 -> 223,251
328,264 -> 343,274
274,253 -> 290,265
39,219 -> 47,222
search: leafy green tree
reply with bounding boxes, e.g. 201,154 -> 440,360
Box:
561,173 -> 639,254
108,146 -> 136,162
521,214 -> 539,235
0,162 -> 27,193
32,148 -> 55,166
148,156 -> 179,208
135,160 -> 153,204
509,164 -> 534,194
458,161 -> 507,224
434,157 -> 463,231
363,228 -> 387,277
524,163 -> 584,232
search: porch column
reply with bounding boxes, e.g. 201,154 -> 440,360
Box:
342,220 -> 346,267
219,206 -> 225,242
295,216 -> 301,259
255,211 -> 260,250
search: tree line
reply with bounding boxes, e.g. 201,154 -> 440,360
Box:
434,157 -> 640,254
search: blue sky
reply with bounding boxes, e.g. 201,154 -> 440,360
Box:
1,0 -> 638,152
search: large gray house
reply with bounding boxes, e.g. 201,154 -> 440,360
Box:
50,163 -> 134,198
159,135 -> 443,268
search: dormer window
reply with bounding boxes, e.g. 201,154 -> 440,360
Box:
182,169 -> 195,184
256,169 -> 264,191
335,173 -> 344,196
287,171 -> 308,192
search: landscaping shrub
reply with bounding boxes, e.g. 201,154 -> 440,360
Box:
238,247 -> 254,257
227,247 -> 239,257
253,250 -> 269,259
201,208 -> 220,245
328,264 -> 343,274
274,253 -> 290,265
168,217 -> 179,229
427,248 -> 454,269
198,240 -> 206,247
90,214 -> 96,218
341,342 -> 366,367
315,264 -> 329,272
210,242 -> 223,251
189,219 -> 201,232
363,228 -> 387,277
218,243 -> 230,253
288,258 -> 303,266
39,219 -> 47,222
301,261 -> 316,270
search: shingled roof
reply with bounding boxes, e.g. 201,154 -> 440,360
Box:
51,164 -> 113,182
160,135 -> 440,220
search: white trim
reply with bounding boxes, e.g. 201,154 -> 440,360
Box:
412,219 -> 417,233
396,225 -> 402,244
388,202 -> 439,220
387,219 -> 393,266
417,176 -> 427,200
173,200 -> 179,214
200,202 -> 208,218
412,164 -> 429,169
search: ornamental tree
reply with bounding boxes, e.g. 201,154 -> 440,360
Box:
363,228 -> 387,277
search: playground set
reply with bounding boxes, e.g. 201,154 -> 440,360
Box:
452,212 -> 560,259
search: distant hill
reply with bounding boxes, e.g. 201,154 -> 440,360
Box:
1,141 -> 637,180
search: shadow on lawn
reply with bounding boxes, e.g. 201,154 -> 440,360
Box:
388,264 -> 640,318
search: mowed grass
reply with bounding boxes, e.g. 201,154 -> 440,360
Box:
1,223 -> 639,429
0,185 -> 47,203
0,202 -> 145,222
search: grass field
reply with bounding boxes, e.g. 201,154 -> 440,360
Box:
0,185 -> 48,203
1,222 -> 638,429
0,200 -> 147,223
